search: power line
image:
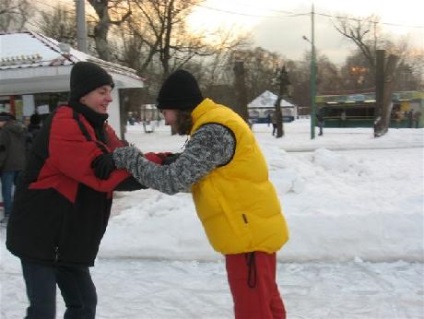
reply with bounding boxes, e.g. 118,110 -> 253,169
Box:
196,3 -> 424,30
197,4 -> 309,19
316,12 -> 424,30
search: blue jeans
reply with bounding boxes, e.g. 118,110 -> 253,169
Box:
1,170 -> 19,217
21,260 -> 97,319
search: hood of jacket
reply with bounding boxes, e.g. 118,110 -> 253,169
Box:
4,120 -> 25,136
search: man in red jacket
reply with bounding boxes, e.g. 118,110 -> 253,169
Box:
6,62 -> 145,319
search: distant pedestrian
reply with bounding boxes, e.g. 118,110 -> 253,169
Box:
407,110 -> 414,128
317,108 -> 324,136
25,112 -> 42,159
413,111 -> 421,128
267,113 -> 271,127
271,111 -> 278,136
6,61 -> 146,319
0,112 -> 26,225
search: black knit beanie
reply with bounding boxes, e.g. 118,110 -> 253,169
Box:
69,61 -> 114,101
156,70 -> 203,111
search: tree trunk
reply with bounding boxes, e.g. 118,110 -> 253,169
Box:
233,61 -> 250,124
274,97 -> 284,138
273,66 -> 292,138
87,0 -> 111,61
374,50 -> 399,137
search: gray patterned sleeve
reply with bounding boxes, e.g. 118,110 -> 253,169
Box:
113,124 -> 235,195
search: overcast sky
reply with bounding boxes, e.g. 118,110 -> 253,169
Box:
55,0 -> 424,66
188,0 -> 424,65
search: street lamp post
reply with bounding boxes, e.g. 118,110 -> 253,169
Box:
303,4 -> 316,139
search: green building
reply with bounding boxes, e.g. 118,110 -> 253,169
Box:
316,91 -> 423,128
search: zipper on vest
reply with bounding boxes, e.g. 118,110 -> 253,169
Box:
242,214 -> 248,224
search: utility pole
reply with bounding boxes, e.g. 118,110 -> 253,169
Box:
310,3 -> 316,139
303,5 -> 317,139
75,0 -> 88,53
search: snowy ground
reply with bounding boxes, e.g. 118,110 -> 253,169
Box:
1,119 -> 423,318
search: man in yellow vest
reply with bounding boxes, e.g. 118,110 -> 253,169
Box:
92,70 -> 290,319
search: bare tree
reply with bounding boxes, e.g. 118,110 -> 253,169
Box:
87,0 -> 132,61
0,0 -> 34,32
125,0 -> 211,77
374,50 -> 399,137
242,48 -> 282,102
334,14 -> 381,70
339,51 -> 375,93
395,59 -> 423,91
391,41 -> 424,91
115,0 -> 248,91
220,47 -> 282,104
272,65 -> 292,138
334,14 -> 419,87
196,29 -> 250,88
38,5 -> 77,47
334,14 -> 404,138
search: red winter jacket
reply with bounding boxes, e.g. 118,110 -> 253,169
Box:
7,104 -> 140,266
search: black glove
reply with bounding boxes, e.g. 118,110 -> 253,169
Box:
162,153 -> 181,165
91,153 -> 116,180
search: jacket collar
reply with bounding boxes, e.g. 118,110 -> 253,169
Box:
68,99 -> 108,129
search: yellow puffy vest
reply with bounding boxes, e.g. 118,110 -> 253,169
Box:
190,99 -> 289,254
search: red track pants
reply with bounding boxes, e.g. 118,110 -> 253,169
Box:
225,252 -> 286,319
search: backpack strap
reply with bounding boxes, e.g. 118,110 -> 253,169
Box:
72,110 -> 109,154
